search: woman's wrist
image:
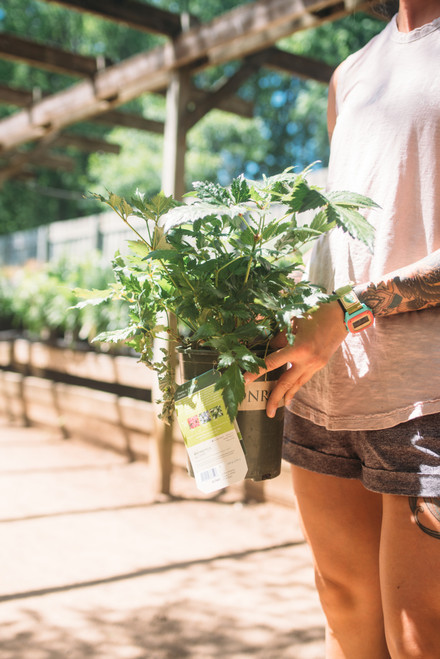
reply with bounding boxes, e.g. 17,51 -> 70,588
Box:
334,286 -> 374,333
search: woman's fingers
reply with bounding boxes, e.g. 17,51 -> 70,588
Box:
243,345 -> 294,385
266,367 -> 315,417
242,300 -> 348,417
265,368 -> 298,418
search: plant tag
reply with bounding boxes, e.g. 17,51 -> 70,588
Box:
175,369 -> 248,493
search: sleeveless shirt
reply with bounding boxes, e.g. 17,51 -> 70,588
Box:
289,14 -> 440,431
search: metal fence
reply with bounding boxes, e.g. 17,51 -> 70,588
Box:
0,211 -> 146,267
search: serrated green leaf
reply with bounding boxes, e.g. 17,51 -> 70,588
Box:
192,180 -> 231,205
144,249 -> 181,263
309,209 -> 333,232
283,180 -> 327,213
217,352 -> 235,368
216,362 -> 245,420
150,191 -> 177,215
71,287 -> 114,308
130,190 -> 177,221
230,175 -> 251,204
93,326 -> 137,344
108,193 -> 133,217
127,240 -> 151,258
152,226 -> 172,251
326,190 -> 380,209
249,184 -> 266,205
327,204 -> 375,252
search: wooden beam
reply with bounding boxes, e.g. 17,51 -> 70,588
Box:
0,33 -> 109,78
52,133 -> 121,154
0,0 -> 370,153
0,80 -> 254,127
185,54 -> 265,130
162,69 -> 191,199
0,148 -> 75,184
92,110 -> 164,134
190,87 -> 254,120
263,47 -> 335,83
206,0 -> 369,65
0,84 -> 33,107
40,0 -> 183,38
10,170 -> 36,182
157,68 -> 192,496
26,152 -> 76,171
0,84 -> 167,135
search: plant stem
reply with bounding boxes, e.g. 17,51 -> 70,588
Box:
215,255 -> 245,287
243,212 -> 264,285
116,210 -> 151,247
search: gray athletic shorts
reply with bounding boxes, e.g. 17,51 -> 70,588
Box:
283,410 -> 440,497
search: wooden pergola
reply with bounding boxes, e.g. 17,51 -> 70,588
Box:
0,0 -> 382,493
0,0 -> 383,195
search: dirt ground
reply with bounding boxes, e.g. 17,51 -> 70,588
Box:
0,417 -> 325,659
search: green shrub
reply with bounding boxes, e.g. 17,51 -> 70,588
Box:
0,254 -> 129,347
0,268 -> 16,331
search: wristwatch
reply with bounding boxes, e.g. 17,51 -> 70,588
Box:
334,286 -> 374,334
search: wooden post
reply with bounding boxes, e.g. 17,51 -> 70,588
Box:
161,67 -> 190,199
154,66 -> 190,496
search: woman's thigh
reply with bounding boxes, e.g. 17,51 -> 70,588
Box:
291,466 -> 389,657
291,465 -> 383,581
380,494 -> 440,657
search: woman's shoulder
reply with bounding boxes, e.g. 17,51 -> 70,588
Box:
339,17 -> 395,79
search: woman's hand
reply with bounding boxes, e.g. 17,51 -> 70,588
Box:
244,300 -> 348,418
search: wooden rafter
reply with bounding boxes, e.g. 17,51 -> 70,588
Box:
0,149 -> 75,185
40,0 -> 184,37
190,88 -> 254,120
0,84 -> 166,134
0,81 -> 254,126
185,53 -> 266,131
0,83 -> 34,107
52,133 -> 121,154
0,33 -> 109,78
92,110 -> 164,134
0,0 -> 367,155
263,47 -> 335,83
24,152 -> 76,172
0,0 -> 379,187
205,0 -> 369,66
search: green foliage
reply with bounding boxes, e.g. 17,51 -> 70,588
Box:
0,0 -> 164,234
76,168 -> 377,422
0,254 -> 129,345
0,270 -> 16,331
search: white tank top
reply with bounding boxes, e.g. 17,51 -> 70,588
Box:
290,14 -> 440,430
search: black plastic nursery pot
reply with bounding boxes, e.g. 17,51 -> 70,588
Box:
177,348 -> 285,481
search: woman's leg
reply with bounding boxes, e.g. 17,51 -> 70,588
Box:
291,465 -> 390,659
380,494 -> 440,659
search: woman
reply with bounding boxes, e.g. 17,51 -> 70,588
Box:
245,1 -> 440,656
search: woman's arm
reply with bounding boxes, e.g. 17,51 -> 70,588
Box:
327,66 -> 339,140
247,250 -> 440,418
244,68 -> 440,417
356,248 -> 440,316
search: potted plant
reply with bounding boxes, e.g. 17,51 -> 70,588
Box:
75,166 -> 376,480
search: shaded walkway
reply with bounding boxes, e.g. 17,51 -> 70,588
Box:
0,419 -> 325,659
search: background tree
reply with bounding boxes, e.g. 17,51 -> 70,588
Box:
0,1 -> 385,235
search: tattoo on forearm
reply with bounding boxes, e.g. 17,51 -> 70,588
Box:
358,251 -> 440,317
409,496 -> 440,539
